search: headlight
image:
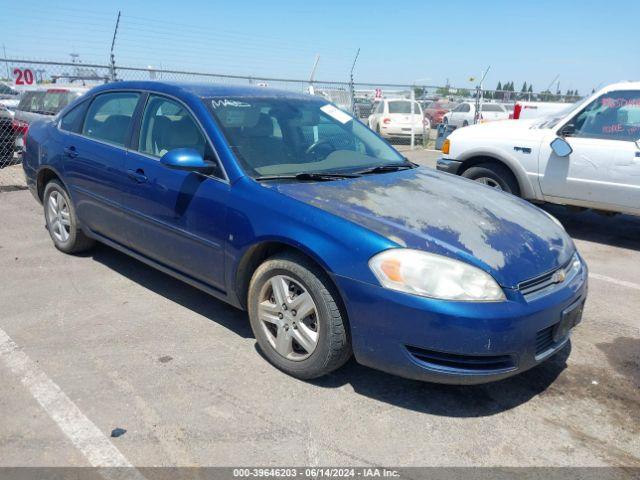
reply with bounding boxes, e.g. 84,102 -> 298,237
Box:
369,249 -> 505,302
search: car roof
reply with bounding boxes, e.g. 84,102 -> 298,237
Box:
86,81 -> 317,101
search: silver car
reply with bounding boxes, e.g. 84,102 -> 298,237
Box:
13,86 -> 88,155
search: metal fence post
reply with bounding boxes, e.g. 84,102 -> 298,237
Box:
410,87 -> 415,150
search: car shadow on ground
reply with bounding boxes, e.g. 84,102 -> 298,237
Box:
90,243 -> 570,418
542,204 -> 640,251
89,244 -> 253,339
309,344 -> 571,418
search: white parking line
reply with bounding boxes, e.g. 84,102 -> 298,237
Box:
0,328 -> 145,479
589,273 -> 640,291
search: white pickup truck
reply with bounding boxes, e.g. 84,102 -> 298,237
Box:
437,82 -> 640,216
512,101 -> 571,120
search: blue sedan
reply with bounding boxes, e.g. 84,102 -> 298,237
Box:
22,81 -> 588,384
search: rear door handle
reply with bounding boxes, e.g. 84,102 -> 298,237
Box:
64,146 -> 78,158
127,169 -> 148,183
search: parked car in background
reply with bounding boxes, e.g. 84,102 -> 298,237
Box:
353,97 -> 374,119
512,101 -> 573,120
23,81 -> 586,384
13,86 -> 88,152
0,82 -> 21,100
368,98 -> 426,139
0,83 -> 22,113
437,82 -> 640,216
423,100 -> 459,126
0,103 -> 17,165
443,102 -> 509,127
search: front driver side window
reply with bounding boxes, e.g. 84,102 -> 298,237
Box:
139,95 -> 214,159
568,90 -> 640,141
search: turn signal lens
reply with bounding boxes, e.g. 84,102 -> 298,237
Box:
441,139 -> 450,154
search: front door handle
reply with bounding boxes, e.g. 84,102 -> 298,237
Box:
64,146 -> 78,158
127,169 -> 148,183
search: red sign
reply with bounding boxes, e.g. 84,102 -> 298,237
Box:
13,68 -> 35,85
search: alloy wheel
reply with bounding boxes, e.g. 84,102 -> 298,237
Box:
47,190 -> 71,243
257,275 -> 319,361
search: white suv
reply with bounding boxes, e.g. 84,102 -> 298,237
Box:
437,82 -> 640,216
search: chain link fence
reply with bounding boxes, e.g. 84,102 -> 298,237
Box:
0,58 -> 585,170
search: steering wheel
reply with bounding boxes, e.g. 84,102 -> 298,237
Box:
305,138 -> 336,156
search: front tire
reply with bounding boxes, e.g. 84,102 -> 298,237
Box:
43,180 -> 95,254
248,252 -> 351,379
461,162 -> 520,195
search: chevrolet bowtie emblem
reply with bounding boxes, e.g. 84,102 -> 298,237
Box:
552,270 -> 566,283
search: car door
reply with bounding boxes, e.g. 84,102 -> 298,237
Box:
538,89 -> 640,212
122,93 -> 229,291
59,91 -> 141,245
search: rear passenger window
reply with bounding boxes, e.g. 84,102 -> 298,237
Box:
60,101 -> 89,133
18,91 -> 46,113
82,92 -> 140,147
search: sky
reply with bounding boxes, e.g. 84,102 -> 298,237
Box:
1,0 -> 638,93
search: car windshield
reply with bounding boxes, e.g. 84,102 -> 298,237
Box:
481,104 -> 504,112
206,96 -> 406,178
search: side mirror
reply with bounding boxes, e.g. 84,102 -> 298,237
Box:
550,137 -> 573,157
160,148 -> 211,172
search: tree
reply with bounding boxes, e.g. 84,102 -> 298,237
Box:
521,82 -> 527,93
495,81 -> 503,100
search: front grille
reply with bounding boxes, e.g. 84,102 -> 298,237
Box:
519,254 -> 579,301
406,345 -> 515,372
535,325 -> 555,355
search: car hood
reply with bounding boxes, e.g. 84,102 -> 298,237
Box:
273,168 -> 574,288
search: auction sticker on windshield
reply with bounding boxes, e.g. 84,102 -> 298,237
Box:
321,104 -> 353,124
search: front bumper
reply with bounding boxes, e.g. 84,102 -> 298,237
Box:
334,260 -> 588,385
436,157 -> 463,175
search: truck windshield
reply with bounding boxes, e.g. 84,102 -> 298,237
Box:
206,97 -> 406,178
535,98 -> 590,129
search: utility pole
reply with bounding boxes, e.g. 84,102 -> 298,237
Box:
2,44 -> 9,80
349,48 -> 360,116
109,11 -> 121,82
474,65 -> 490,124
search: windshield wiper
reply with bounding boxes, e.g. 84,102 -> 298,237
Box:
254,172 -> 361,182
356,162 -> 417,175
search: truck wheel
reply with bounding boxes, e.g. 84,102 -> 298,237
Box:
43,180 -> 95,254
463,120 -> 469,127
248,252 -> 351,379
462,163 -> 520,196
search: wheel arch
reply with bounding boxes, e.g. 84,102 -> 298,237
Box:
36,166 -> 66,203
232,239 -> 351,337
457,153 -> 536,198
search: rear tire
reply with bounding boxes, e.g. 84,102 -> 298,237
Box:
461,162 -> 520,195
43,180 -> 95,254
248,252 -> 351,379
462,120 -> 469,127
